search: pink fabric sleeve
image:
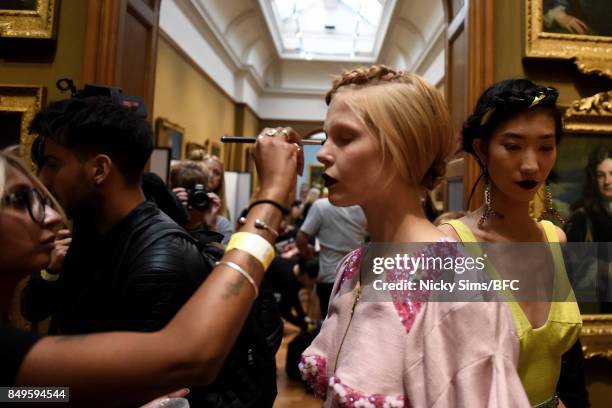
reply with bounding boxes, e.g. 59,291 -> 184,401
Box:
403,301 -> 531,408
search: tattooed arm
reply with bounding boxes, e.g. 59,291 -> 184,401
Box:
15,128 -> 302,406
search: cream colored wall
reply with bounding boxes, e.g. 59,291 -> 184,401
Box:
242,106 -> 259,137
0,0 -> 87,102
153,37 -> 236,158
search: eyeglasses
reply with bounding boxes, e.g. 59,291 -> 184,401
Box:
2,187 -> 49,225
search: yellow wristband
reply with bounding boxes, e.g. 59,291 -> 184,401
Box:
41,269 -> 60,282
226,232 -> 275,270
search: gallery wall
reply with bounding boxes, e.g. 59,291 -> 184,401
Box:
153,34 -> 236,159
0,0 -> 87,102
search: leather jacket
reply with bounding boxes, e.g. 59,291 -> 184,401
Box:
22,201 -> 208,334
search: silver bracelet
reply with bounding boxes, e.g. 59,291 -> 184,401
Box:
254,218 -> 279,238
237,217 -> 279,239
214,261 -> 259,297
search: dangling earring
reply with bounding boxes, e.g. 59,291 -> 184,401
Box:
537,182 -> 564,224
478,174 -> 502,228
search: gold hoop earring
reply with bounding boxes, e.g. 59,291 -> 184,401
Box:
478,174 -> 502,228
537,182 -> 564,224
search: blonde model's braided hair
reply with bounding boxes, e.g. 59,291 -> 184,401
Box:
326,65 -> 409,105
325,65 -> 454,190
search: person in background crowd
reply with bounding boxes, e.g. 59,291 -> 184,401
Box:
0,125 -> 302,406
170,161 -> 222,240
297,187 -> 321,227
297,196 -> 366,317
276,200 -> 303,242
300,66 -> 530,407
187,150 -> 233,244
438,79 -> 588,407
298,182 -> 310,203
169,159 -> 282,407
565,146 -> 612,314
142,171 -> 189,227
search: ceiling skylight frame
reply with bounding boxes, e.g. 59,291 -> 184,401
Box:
258,0 -> 397,62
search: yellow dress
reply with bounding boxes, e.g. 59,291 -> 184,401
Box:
443,220 -> 582,407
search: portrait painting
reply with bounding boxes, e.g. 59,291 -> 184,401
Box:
308,164 -> 325,190
0,0 -> 57,39
552,134 -> 612,217
3,0 -> 38,11
543,0 -> 612,37
0,85 -> 46,168
525,0 -> 612,77
155,118 -> 184,161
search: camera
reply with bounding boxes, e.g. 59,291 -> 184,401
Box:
31,79 -> 148,168
187,184 -> 210,210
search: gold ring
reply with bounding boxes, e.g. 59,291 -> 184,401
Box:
265,129 -> 277,136
281,128 -> 289,137
257,135 -> 264,142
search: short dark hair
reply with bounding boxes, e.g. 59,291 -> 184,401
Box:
462,79 -> 562,162
29,96 -> 153,183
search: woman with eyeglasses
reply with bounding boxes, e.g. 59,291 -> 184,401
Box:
0,126 -> 302,406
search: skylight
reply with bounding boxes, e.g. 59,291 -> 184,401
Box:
259,0 -> 396,62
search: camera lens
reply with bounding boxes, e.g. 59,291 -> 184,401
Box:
188,184 -> 209,209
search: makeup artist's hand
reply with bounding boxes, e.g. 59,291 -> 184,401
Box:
252,127 -> 303,203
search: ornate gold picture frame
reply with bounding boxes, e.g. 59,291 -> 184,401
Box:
155,117 -> 185,161
556,91 -> 612,361
582,315 -> 612,361
525,0 -> 612,78
0,0 -> 58,39
0,85 -> 46,167
563,90 -> 612,134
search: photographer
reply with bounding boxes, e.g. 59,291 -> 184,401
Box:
170,161 -> 222,237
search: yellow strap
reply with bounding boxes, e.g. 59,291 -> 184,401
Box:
539,220 -> 559,243
442,220 -> 478,242
226,232 -> 275,270
442,220 -> 527,331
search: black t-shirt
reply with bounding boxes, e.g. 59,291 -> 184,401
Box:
0,326 -> 41,386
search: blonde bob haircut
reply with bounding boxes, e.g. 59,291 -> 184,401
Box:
326,65 -> 454,190
0,151 -> 68,225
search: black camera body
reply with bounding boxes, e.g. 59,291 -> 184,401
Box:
187,184 -> 210,210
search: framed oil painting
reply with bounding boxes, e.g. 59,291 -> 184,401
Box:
525,0 -> 612,77
552,91 -> 612,217
0,85 -> 46,168
0,0 -> 58,39
155,118 -> 184,161
308,164 -> 324,190
550,91 -> 612,361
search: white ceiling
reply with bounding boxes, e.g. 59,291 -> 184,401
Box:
259,0 -> 396,62
160,0 -> 448,120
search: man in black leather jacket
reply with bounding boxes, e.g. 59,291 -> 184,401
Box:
21,97 -> 209,336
